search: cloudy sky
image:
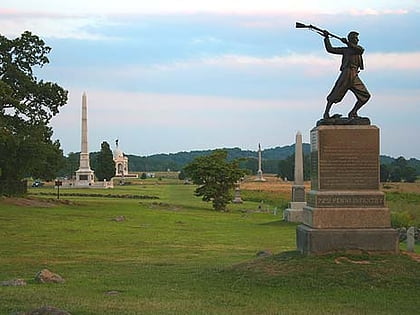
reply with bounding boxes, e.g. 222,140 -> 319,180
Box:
1,1 -> 420,158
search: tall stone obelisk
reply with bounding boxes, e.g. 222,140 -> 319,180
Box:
75,92 -> 95,186
255,143 -> 266,181
284,131 -> 306,222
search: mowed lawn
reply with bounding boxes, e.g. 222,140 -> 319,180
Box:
1,182 -> 419,314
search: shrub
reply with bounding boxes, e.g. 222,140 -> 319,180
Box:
391,211 -> 415,228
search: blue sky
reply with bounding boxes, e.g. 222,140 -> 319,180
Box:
1,1 -> 420,158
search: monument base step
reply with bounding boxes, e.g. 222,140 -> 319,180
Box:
302,206 -> 391,228
283,208 -> 304,222
296,224 -> 399,255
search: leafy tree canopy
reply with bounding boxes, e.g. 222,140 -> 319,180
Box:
0,31 -> 68,182
380,156 -> 418,183
184,150 -> 247,211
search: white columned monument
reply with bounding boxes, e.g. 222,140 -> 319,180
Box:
255,143 -> 266,182
113,139 -> 138,178
75,92 -> 95,187
284,131 -> 306,222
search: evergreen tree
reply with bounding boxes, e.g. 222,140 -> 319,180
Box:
278,154 -> 294,181
95,141 -> 115,181
402,166 -> 417,183
380,164 -> 390,182
178,170 -> 186,180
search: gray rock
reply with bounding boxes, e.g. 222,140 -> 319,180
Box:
256,250 -> 273,257
112,216 -> 126,222
25,306 -> 71,315
34,269 -> 65,284
1,278 -> 26,286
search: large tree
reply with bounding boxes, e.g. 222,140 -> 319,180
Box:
94,141 -> 115,181
0,31 -> 67,182
184,150 -> 247,211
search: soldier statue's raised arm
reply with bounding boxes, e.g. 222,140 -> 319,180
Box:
322,30 -> 370,119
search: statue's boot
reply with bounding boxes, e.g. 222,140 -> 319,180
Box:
323,102 -> 333,119
348,101 -> 364,118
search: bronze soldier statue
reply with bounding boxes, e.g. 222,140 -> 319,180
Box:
322,30 -> 370,119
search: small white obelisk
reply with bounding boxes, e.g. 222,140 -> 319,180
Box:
75,92 -> 95,186
284,131 -> 306,222
293,131 -> 304,189
255,143 -> 266,181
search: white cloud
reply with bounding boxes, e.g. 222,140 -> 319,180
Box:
191,36 -> 221,45
367,52 -> 420,71
51,87 -> 420,156
3,1 -> 417,15
348,8 -> 408,16
50,88 -> 320,154
103,51 -> 420,79
0,2 -> 416,40
0,9 -> 117,39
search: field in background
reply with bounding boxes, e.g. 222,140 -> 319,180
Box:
0,180 -> 419,314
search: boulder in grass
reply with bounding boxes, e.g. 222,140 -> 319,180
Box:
256,250 -> 273,257
1,278 -> 27,286
25,305 -> 71,315
112,215 -> 126,222
34,269 -> 65,284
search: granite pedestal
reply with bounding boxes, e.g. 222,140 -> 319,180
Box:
297,125 -> 399,255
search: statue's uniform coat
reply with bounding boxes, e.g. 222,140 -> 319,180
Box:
324,37 -> 370,105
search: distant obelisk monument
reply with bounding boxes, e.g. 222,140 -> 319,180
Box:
284,131 -> 306,222
255,143 -> 266,182
75,92 -> 95,186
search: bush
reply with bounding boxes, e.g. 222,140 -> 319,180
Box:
391,211 -> 415,228
0,180 -> 27,197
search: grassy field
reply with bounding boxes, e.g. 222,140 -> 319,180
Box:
0,179 -> 419,314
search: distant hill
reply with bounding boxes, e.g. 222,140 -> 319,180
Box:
60,146 -> 420,177
126,144 -> 311,172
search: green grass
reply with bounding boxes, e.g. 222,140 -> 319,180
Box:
240,189 -> 289,210
0,185 -> 419,314
386,192 -> 420,226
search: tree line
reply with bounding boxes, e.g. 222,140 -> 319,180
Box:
55,147 -> 420,184
380,156 -> 418,183
56,146 -> 313,182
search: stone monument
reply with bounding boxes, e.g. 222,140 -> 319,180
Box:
407,227 -> 415,252
75,92 -> 95,187
113,139 -> 138,178
255,143 -> 266,182
296,124 -> 399,254
232,182 -> 243,204
295,22 -> 398,254
284,131 -> 306,222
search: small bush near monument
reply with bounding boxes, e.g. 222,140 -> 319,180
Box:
184,149 -> 247,211
0,180 -> 27,197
